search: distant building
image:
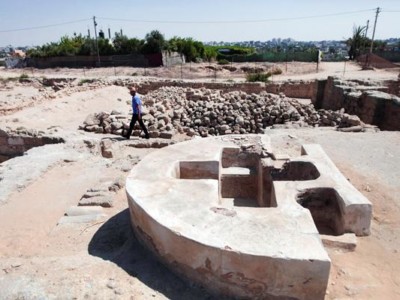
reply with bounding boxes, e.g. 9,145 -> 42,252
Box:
12,49 -> 25,58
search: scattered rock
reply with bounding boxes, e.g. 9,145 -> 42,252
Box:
79,86 -> 373,139
65,206 -> 104,216
100,139 -> 114,158
78,195 -> 114,207
321,233 -> 357,251
84,114 -> 100,126
57,214 -> 105,224
108,177 -> 125,192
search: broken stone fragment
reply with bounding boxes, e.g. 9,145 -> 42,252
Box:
100,139 -> 114,158
57,214 -> 106,224
337,126 -> 363,132
84,113 -> 100,126
321,233 -> 357,251
78,195 -> 113,207
159,131 -> 173,139
108,177 -> 125,192
110,110 -> 122,115
65,205 -> 104,216
81,191 -> 108,198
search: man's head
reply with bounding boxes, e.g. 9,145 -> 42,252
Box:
129,86 -> 136,96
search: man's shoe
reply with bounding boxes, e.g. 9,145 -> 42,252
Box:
145,135 -> 150,139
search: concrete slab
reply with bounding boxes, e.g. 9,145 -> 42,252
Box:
126,134 -> 372,299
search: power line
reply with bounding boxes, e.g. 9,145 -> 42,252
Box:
0,8 -> 388,35
0,18 -> 91,33
99,9 -> 375,24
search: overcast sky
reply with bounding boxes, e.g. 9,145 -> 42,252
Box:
1,0 -> 399,47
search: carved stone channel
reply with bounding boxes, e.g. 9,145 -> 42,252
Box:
126,134 -> 372,299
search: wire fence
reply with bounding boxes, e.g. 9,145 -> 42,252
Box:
2,60 -> 324,81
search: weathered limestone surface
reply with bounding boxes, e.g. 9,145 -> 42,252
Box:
0,143 -> 86,205
0,128 -> 64,163
316,77 -> 400,130
321,233 -> 357,251
126,135 -> 372,299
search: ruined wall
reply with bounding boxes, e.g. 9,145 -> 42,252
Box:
318,77 -> 400,130
137,81 -> 266,95
137,80 -> 316,99
363,92 -> 400,130
387,79 -> 400,97
265,81 -> 317,99
135,77 -> 400,130
162,52 -> 185,67
0,129 -> 64,162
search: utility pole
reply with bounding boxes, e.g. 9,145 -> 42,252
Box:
366,7 -> 380,68
93,16 -> 101,67
363,20 -> 369,53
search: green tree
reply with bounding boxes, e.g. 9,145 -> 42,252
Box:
204,46 -> 217,62
113,33 -> 143,54
97,39 -> 115,55
141,30 -> 165,54
166,37 -> 209,62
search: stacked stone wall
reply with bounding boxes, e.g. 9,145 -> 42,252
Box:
318,77 -> 400,130
135,80 -> 317,100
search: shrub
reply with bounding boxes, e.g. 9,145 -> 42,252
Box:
270,67 -> 283,75
246,72 -> 271,83
18,73 -> 30,82
78,78 -> 96,86
218,59 -> 230,65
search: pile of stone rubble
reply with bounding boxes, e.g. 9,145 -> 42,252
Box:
80,87 -> 366,137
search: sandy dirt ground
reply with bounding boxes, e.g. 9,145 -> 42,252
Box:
0,62 -> 399,300
1,61 -> 399,82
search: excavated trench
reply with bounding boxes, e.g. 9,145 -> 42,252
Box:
0,132 -> 64,163
297,188 -> 344,236
137,77 -> 400,131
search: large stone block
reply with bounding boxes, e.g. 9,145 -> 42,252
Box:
7,137 -> 24,146
127,135 -> 372,299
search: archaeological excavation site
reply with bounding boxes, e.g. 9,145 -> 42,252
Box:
0,62 -> 399,299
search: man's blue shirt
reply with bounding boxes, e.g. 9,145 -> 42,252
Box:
132,95 -> 142,114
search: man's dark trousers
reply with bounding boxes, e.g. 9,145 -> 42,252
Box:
125,114 -> 149,139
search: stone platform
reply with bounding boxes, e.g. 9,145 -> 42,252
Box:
126,135 -> 372,299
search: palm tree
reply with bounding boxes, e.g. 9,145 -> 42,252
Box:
347,25 -> 367,60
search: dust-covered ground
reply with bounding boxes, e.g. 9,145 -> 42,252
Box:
0,62 -> 399,300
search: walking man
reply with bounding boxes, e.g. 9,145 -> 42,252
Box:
124,86 -> 149,139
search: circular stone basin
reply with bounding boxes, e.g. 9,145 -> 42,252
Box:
126,135 -> 330,299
